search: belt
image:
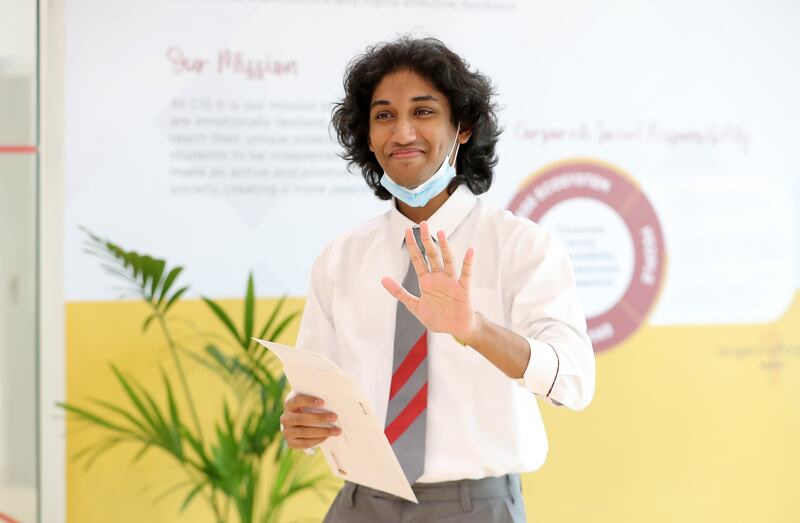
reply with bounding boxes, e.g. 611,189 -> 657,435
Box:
343,474 -> 521,511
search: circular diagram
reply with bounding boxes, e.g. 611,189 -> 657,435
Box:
508,159 -> 667,353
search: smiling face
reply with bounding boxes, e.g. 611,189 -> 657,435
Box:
368,69 -> 469,190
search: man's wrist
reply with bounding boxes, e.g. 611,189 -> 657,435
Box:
453,312 -> 483,347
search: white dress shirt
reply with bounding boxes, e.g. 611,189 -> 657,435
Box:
293,184 -> 596,482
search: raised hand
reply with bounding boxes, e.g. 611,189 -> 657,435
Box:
381,220 -> 476,341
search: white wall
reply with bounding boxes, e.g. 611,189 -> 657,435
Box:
0,0 -> 36,78
0,76 -> 37,502
0,0 -> 40,521
39,0 -> 67,520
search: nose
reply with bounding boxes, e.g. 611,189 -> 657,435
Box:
391,116 -> 416,144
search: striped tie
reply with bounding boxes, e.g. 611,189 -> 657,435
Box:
385,227 -> 428,485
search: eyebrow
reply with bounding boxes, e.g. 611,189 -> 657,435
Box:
370,95 -> 439,109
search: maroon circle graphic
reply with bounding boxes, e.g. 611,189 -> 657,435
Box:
508,159 -> 667,353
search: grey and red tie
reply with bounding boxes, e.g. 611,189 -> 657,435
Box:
385,227 -> 429,485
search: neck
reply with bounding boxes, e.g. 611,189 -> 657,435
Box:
396,187 -> 452,223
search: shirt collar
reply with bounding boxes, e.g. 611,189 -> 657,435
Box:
387,184 -> 478,249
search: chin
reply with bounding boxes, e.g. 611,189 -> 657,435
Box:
389,171 -> 427,188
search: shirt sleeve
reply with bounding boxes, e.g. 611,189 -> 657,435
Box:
282,243 -> 338,453
294,242 -> 337,359
504,222 -> 596,411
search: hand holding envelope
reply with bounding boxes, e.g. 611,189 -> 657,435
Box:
254,338 -> 418,503
281,393 -> 341,450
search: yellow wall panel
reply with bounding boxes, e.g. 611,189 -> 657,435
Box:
67,295 -> 800,522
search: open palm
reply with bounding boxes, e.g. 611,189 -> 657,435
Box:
381,220 -> 476,340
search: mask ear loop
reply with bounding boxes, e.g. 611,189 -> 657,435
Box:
448,123 -> 462,168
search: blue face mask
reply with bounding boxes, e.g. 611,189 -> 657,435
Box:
380,125 -> 461,208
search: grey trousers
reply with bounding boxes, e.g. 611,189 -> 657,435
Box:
322,474 -> 527,523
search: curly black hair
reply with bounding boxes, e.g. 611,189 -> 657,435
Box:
331,36 -> 502,200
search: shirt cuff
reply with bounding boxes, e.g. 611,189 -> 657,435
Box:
514,337 -> 560,399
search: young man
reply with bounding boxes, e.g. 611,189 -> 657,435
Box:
280,37 -> 595,522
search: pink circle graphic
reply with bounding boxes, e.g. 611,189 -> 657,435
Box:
508,159 -> 667,353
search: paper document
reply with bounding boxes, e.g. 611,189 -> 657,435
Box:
253,338 -> 418,503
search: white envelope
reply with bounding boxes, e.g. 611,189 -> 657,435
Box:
253,338 -> 418,503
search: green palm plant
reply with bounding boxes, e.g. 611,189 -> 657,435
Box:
59,229 -> 334,523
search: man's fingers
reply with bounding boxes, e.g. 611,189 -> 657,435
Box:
285,426 -> 341,440
381,277 -> 419,313
419,221 -> 442,272
405,228 -> 429,276
285,393 -> 325,412
281,410 -> 337,428
291,437 -> 327,449
458,247 -> 474,289
437,229 -> 455,277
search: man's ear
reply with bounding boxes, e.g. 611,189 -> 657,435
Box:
458,126 -> 473,144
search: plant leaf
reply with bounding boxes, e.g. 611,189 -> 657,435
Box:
132,378 -> 175,453
267,311 -> 300,343
131,442 -> 154,464
158,266 -> 183,307
163,286 -> 189,315
149,258 -> 166,300
142,313 -> 156,333
83,436 -> 126,470
110,365 -> 159,435
244,272 -> 255,348
87,397 -> 149,435
256,295 -> 287,342
180,481 -> 207,512
162,370 -> 184,458
152,479 -> 193,505
202,297 -> 240,345
58,402 -> 137,435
